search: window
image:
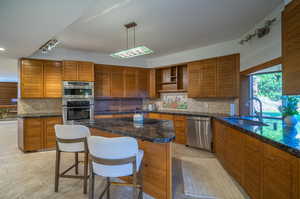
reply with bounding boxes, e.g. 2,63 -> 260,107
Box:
250,70 -> 300,119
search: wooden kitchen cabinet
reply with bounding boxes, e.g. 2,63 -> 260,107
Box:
137,68 -> 149,97
173,115 -> 187,144
188,54 -> 239,98
212,120 -> 226,165
18,117 -> 62,152
95,65 -> 112,97
110,67 -> 125,97
63,60 -> 94,82
124,68 -> 138,97
262,144 -> 298,199
149,69 -> 158,98
243,134 -> 263,199
216,54 -> 239,97
43,61 -> 62,98
20,59 -> 62,98
282,0 -> 300,95
20,59 -> 44,98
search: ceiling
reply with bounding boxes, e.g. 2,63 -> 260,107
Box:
56,0 -> 282,57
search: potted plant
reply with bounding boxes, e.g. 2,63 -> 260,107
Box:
0,108 -> 9,119
279,96 -> 299,126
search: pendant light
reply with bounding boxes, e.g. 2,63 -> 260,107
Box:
110,22 -> 153,58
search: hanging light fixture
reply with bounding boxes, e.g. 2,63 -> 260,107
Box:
110,22 -> 153,58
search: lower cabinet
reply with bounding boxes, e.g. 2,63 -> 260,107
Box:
148,113 -> 187,145
213,119 -> 299,199
18,117 -> 62,152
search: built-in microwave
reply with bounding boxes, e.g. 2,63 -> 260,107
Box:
63,81 -> 94,98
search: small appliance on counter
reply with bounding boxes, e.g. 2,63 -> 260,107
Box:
147,103 -> 157,111
62,81 -> 95,124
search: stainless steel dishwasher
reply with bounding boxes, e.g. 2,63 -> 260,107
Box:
186,116 -> 212,151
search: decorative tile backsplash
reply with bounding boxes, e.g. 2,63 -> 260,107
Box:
162,93 -> 188,110
145,93 -> 239,115
18,99 -> 62,114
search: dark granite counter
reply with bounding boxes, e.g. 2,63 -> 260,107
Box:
95,110 -> 300,157
77,117 -> 175,143
17,112 -> 62,118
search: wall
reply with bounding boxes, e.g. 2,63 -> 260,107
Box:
0,55 -> 18,82
29,47 -> 148,67
147,3 -> 284,72
17,99 -> 61,114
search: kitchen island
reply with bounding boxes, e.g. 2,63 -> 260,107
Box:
78,117 -> 175,199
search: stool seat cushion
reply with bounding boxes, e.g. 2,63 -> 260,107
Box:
92,149 -> 144,177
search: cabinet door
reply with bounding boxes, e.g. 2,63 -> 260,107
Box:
95,65 -> 111,97
44,117 -> 62,149
216,55 -> 239,98
224,126 -> 244,185
63,61 -> 78,81
147,113 -> 161,119
137,69 -> 149,97
174,116 -> 187,144
199,59 -> 217,97
244,135 -> 263,199
187,62 -> 201,98
149,69 -> 158,98
111,68 -> 124,97
20,59 -> 44,98
262,144 -> 298,199
78,62 -> 94,82
212,120 -> 226,165
43,61 -> 62,98
282,1 -> 300,95
23,118 -> 43,151
124,68 -> 138,97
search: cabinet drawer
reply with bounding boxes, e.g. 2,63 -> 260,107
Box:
159,114 -> 174,120
174,120 -> 186,128
147,113 -> 161,119
95,115 -> 114,119
174,115 -> 186,121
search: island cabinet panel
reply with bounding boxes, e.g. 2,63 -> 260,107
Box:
262,144 -> 299,199
224,126 -> 245,185
216,54 -> 239,98
282,0 -> 300,95
110,68 -> 125,97
43,61 -> 62,98
18,117 -> 62,152
94,65 -> 111,97
90,128 -> 172,199
243,134 -> 263,199
63,61 -> 94,82
20,59 -> 44,98
62,61 -> 78,81
173,115 -> 187,144
124,68 -> 138,97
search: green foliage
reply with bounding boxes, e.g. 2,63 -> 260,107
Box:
0,108 -> 9,119
256,72 -> 282,101
279,96 -> 299,117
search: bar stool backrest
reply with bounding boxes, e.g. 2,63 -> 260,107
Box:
88,136 -> 140,177
55,125 -> 90,152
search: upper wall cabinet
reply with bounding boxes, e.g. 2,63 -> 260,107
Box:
62,61 -> 94,82
94,64 -> 149,98
20,59 -> 62,98
282,0 -> 300,95
188,54 -> 239,98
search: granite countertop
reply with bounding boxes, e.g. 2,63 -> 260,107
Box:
77,117 -> 175,143
17,112 -> 62,118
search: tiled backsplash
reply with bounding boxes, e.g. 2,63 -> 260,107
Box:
18,99 -> 62,114
145,93 -> 239,115
95,98 -> 143,112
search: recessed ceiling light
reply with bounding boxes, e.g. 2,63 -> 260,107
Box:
0,47 -> 6,51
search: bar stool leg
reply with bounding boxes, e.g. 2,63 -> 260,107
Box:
89,163 -> 95,199
107,177 -> 110,199
83,151 -> 88,194
75,152 -> 79,175
54,149 -> 61,192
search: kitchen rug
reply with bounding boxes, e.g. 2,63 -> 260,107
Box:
181,157 -> 245,199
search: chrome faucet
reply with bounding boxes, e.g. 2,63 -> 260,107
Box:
246,97 -> 263,122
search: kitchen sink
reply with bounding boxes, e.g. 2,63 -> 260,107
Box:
224,117 -> 268,126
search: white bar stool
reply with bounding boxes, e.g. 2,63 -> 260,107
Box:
54,125 -> 90,194
87,136 -> 144,199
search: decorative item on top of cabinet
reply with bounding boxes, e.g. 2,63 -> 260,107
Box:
282,0 -> 300,95
62,61 -> 94,82
18,117 -> 62,152
20,59 -> 62,98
